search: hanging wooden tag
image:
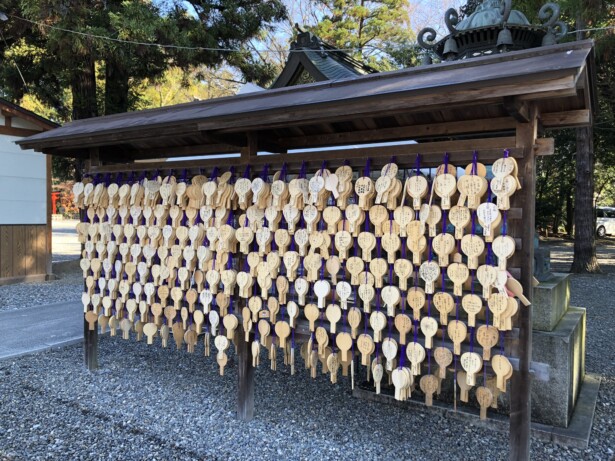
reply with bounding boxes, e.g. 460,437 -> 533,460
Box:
357,333 -> 376,367
476,264 -> 497,299
371,357 -> 384,394
407,175 -> 428,210
393,259 -> 412,291
314,280 -> 331,309
477,202 -> 501,242
369,311 -> 387,342
420,316 -> 439,349
487,292 -> 509,330
289,228 -> 309,256
381,232 -> 401,264
449,205 -> 471,240
406,287 -> 425,320
294,277 -> 309,305
447,319 -> 467,355
304,253 -> 323,282
490,175 -> 517,210
476,386 -> 493,420
355,177 -> 374,210
381,337 -> 398,371
283,204 -> 300,234
369,258 -> 388,288
369,205 -> 388,237
461,294 -> 483,327
491,354 -> 513,392
492,235 -> 516,270
357,231 -> 376,262
282,251 -> 300,282
303,204 -> 320,233
432,233 -> 455,267
347,307 -> 362,339
336,280 -> 352,310
419,260 -> 440,294
348,256 -> 365,287
394,313 -> 412,345
505,276 -> 531,307
334,230 -> 353,261
336,332 -> 352,363
393,205 -> 414,237
420,374 -> 439,406
344,204 -> 363,236
457,174 -> 488,210
434,346 -> 453,379
406,341 -> 426,375
326,256 -> 341,284
447,262 -> 469,296
461,234 -> 485,270
374,175 -> 392,205
315,326 -> 329,356
274,321 -> 291,349
434,173 -> 457,210
423,205 -> 441,237
407,235 -> 427,266
461,351 -> 483,386
326,304 -> 342,333
477,324 -> 499,360
304,303 -> 320,331
323,206 -> 342,234
358,283 -> 375,313
381,285 -> 401,317
308,175 -> 325,206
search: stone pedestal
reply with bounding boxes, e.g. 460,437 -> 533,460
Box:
531,307 -> 586,427
533,273 -> 570,332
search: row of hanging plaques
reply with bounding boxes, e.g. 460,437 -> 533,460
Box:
76,151 -> 530,420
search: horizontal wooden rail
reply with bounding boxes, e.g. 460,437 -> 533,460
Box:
87,138 -> 522,175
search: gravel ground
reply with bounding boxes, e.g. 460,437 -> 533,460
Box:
0,242 -> 613,460
0,272 -> 82,312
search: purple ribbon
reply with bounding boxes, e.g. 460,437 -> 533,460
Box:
502,211 -> 508,236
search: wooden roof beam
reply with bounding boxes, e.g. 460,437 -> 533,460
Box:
503,97 -> 530,123
540,109 -> 591,129
275,117 -> 516,149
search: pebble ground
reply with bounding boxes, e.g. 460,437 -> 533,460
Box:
0,240 -> 613,460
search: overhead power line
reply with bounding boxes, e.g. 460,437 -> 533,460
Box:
2,11 -> 613,60
6,13 -> 389,54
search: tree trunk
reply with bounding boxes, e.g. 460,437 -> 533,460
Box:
71,57 -> 98,120
104,57 -> 130,115
571,126 -> 600,272
565,187 -> 574,238
571,12 -> 600,273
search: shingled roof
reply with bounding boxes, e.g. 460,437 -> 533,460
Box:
270,29 -> 377,89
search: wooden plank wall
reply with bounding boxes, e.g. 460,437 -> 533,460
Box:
0,224 -> 48,281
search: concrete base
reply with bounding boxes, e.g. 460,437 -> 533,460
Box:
533,273 -> 570,332
353,373 -> 600,448
531,307 -> 586,427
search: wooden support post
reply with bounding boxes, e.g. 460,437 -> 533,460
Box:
89,147 -> 100,167
237,325 -> 255,421
509,107 -> 537,461
240,132 -> 258,164
81,201 -> 99,371
84,316 -> 99,371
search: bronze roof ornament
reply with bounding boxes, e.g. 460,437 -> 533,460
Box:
418,0 -> 568,64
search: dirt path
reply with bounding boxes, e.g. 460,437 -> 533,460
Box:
540,237 -> 615,274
